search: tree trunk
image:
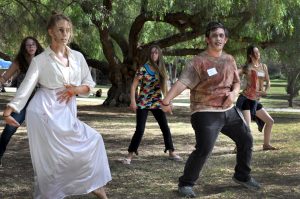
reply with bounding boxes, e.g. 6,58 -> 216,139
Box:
288,95 -> 293,107
286,70 -> 300,107
103,64 -> 134,107
286,77 -> 294,108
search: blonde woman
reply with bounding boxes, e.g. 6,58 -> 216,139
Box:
3,12 -> 111,198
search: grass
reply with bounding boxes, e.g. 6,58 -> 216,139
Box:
170,79 -> 300,108
0,79 -> 299,198
260,79 -> 300,108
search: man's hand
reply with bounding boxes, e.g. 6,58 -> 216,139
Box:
222,91 -> 235,108
161,101 -> 173,114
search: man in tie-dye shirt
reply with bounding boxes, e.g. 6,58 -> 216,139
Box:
162,22 -> 261,198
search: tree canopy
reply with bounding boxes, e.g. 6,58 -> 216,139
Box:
1,0 -> 300,106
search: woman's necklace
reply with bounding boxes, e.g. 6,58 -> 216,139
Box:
253,62 -> 260,68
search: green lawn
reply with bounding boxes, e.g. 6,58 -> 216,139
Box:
0,79 -> 299,198
89,79 -> 300,109
260,79 -> 300,108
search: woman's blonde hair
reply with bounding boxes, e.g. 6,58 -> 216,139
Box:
148,45 -> 168,96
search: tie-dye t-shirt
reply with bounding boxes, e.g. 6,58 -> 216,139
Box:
241,69 -> 258,100
242,63 -> 269,100
179,51 -> 240,112
136,64 -> 162,109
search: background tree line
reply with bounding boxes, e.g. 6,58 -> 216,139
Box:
0,0 -> 299,107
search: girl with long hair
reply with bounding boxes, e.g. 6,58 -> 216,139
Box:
236,45 -> 277,151
0,36 -> 44,166
120,45 -> 182,165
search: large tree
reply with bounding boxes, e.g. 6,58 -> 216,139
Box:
78,0 -> 293,106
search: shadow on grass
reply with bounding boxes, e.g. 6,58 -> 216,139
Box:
0,97 -> 299,198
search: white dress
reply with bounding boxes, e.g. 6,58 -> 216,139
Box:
8,47 -> 112,199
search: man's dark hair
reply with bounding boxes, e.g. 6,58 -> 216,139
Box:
205,21 -> 229,38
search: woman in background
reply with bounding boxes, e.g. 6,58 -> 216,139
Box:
120,45 -> 182,165
0,36 -> 44,167
236,45 -> 277,151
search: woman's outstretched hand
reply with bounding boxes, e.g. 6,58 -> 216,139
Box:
222,91 -> 235,108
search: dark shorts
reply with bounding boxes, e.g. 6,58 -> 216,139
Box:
240,98 -> 263,111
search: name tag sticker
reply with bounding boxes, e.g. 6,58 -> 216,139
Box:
207,67 -> 218,76
257,71 -> 265,77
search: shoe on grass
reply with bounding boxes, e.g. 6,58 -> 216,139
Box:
263,144 -> 278,151
169,154 -> 183,162
118,158 -> 131,165
232,176 -> 261,191
178,186 -> 196,198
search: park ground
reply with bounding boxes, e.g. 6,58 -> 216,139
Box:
0,79 -> 299,199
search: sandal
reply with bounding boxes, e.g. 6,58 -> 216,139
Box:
263,144 -> 278,151
169,154 -> 183,162
118,158 -> 131,165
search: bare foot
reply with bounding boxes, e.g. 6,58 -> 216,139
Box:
92,187 -> 108,199
126,152 -> 134,160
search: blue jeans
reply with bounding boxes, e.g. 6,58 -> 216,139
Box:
0,107 -> 27,158
178,107 -> 253,187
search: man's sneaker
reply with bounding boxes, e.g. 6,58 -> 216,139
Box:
178,186 -> 196,198
232,176 -> 261,191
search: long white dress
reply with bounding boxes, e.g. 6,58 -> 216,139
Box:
8,47 -> 112,199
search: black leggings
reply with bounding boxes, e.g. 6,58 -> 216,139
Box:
128,109 -> 175,155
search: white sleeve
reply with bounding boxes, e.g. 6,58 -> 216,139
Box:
79,53 -> 96,97
7,58 -> 39,113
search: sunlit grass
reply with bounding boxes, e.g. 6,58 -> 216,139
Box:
87,79 -> 300,108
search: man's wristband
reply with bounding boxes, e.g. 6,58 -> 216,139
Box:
3,114 -> 10,117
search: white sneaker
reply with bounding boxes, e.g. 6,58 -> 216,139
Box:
118,158 -> 131,165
